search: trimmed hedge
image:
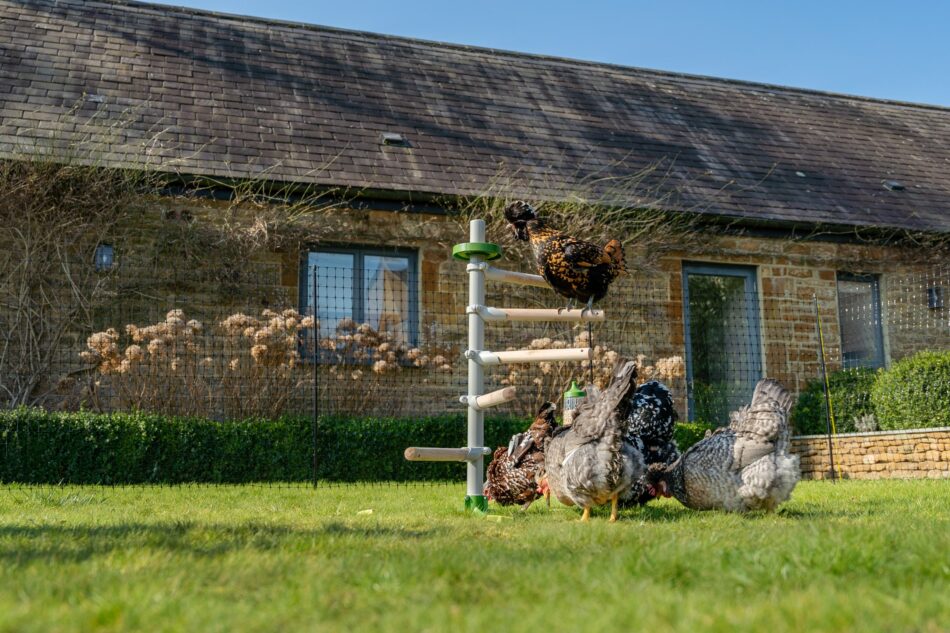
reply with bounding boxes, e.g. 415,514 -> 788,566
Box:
674,421 -> 715,450
791,368 -> 878,435
871,350 -> 950,431
0,409 -> 713,484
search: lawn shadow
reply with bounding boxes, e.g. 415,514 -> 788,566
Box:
0,520 -> 446,564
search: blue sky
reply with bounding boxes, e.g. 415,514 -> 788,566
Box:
152,0 -> 950,106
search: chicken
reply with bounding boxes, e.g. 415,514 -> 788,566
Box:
645,379 -> 800,513
540,361 -> 645,522
620,380 -> 681,506
504,201 -> 626,313
484,402 -> 558,509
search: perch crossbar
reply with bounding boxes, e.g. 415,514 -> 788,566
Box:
404,219 -> 607,513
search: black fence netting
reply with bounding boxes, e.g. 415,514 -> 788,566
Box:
0,252 -> 947,486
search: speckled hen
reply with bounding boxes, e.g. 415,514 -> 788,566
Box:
540,361 -> 645,522
620,380 -> 680,506
484,402 -> 558,509
645,379 -> 800,512
504,201 -> 626,313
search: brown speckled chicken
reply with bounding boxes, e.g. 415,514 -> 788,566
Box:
504,201 -> 626,312
645,379 -> 800,513
540,361 -> 645,522
484,402 -> 558,510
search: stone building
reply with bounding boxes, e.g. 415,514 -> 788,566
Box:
1,0 -> 948,424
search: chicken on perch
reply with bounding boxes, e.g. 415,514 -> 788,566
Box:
539,361 -> 645,522
484,402 -> 558,510
504,201 -> 626,313
645,378 -> 800,513
619,380 -> 681,506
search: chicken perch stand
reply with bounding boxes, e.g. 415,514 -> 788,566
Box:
404,219 -> 605,513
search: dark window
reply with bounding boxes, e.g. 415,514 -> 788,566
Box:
682,263 -> 763,424
300,246 -> 419,347
836,273 -> 885,369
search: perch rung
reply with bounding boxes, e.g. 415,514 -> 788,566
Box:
465,347 -> 592,366
472,305 -> 605,322
460,386 -> 517,410
483,265 -> 549,288
403,447 -> 492,462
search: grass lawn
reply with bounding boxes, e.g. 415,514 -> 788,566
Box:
0,480 -> 947,633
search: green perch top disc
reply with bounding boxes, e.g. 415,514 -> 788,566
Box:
452,242 -> 502,261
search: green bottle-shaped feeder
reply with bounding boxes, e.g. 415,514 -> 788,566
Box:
562,380 -> 587,426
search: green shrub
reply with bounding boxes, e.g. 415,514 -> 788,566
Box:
0,409 -> 721,484
674,421 -> 715,450
0,408 -> 526,484
871,350 -> 950,431
791,368 -> 878,435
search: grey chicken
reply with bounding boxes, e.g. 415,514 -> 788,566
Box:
620,380 -> 681,507
645,378 -> 800,512
484,402 -> 558,510
540,361 -> 645,522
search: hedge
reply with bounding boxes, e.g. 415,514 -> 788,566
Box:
791,368 -> 878,435
0,409 -> 712,484
871,350 -> 950,431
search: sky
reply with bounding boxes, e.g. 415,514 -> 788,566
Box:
150,0 -> 950,107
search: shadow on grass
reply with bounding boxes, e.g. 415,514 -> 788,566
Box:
0,521 -> 446,564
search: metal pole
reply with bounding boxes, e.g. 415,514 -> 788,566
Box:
318,265 -> 320,488
813,294 -> 838,483
587,320 -> 594,386
465,219 -> 488,513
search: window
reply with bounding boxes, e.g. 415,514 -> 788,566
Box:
837,273 -> 885,369
94,244 -> 115,272
682,263 -> 762,424
300,247 -> 418,347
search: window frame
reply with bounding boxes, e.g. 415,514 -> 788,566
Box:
836,272 -> 886,370
299,245 -> 420,353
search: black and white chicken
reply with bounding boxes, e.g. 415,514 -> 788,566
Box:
484,402 -> 558,510
540,361 -> 645,522
620,380 -> 680,506
645,378 -> 800,512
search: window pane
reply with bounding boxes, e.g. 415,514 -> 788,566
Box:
685,270 -> 761,424
306,252 -> 354,338
838,276 -> 884,369
363,255 -> 412,344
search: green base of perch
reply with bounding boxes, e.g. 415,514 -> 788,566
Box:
464,495 -> 489,514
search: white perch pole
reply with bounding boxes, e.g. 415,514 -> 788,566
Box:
460,386 -> 517,411
404,446 -> 492,462
484,266 -> 549,288
473,306 -> 605,322
466,219 -> 487,510
466,347 -> 593,366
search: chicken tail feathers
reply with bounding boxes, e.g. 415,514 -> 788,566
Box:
750,378 -> 794,413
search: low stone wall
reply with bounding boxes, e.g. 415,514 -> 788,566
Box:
791,428 -> 950,480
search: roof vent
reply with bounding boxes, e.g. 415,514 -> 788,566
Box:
380,132 -> 410,147
882,180 -> 905,192
795,171 -> 807,178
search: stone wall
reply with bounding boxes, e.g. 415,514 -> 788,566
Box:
43,196 -> 946,419
791,428 -> 950,480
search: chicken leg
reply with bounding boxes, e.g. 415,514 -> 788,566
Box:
609,493 -> 619,523
580,506 -> 591,522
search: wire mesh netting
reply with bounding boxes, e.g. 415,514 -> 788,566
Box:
0,253 -> 947,486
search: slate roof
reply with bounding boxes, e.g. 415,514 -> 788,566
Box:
2,0 -> 949,233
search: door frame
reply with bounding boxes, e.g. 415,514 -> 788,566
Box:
681,262 -> 763,421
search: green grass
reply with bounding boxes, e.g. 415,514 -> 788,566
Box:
0,481 -> 947,633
